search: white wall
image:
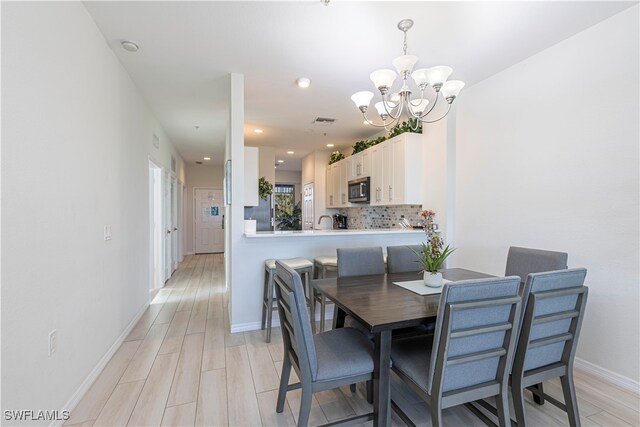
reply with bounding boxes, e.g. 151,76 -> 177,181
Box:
453,6 -> 639,383
1,2 -> 185,418
184,164 -> 224,253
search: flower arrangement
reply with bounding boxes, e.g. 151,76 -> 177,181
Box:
413,210 -> 455,274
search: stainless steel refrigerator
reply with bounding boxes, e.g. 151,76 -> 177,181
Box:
244,195 -> 274,231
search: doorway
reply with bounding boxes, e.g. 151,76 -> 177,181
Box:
194,188 -> 224,253
148,160 -> 163,294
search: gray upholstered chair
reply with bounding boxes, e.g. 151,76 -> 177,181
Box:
390,277 -> 522,427
505,246 -> 568,402
511,269 -> 588,427
337,246 -> 386,277
505,246 -> 568,285
273,261 -> 375,427
386,244 -> 424,274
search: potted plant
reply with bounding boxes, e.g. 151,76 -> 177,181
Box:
258,176 -> 273,200
412,210 -> 455,287
328,151 -> 345,165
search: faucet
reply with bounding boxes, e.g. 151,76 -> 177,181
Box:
318,215 -> 334,230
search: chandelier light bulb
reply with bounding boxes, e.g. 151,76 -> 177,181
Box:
370,69 -> 397,94
411,68 -> 430,88
441,80 -> 465,103
374,101 -> 396,118
409,98 -> 429,115
425,66 -> 453,91
351,91 -> 374,111
392,55 -> 419,76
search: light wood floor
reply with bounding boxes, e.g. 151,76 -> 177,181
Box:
68,254 -> 640,427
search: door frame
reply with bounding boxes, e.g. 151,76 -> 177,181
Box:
193,187 -> 225,254
148,157 -> 164,297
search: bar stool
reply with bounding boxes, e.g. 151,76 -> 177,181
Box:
262,258 -> 314,342
314,256 -> 338,332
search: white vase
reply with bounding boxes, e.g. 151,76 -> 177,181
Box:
423,271 -> 443,288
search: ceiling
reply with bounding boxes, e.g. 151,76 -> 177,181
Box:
84,1 -> 634,171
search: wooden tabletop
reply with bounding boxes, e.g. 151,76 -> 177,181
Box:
311,268 -> 494,333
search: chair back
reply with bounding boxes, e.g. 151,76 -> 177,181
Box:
428,277 -> 522,397
505,246 -> 568,285
513,269 -> 588,374
274,260 -> 318,381
337,247 -> 385,278
387,245 -> 424,274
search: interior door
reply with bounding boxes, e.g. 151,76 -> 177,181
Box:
194,188 -> 224,253
164,171 -> 173,280
302,183 -> 314,230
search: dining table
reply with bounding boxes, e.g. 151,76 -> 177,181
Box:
310,267 -> 494,427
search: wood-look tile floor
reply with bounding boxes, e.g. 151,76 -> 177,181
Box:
68,254 -> 640,427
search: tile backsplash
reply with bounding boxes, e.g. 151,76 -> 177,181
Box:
338,205 -> 424,229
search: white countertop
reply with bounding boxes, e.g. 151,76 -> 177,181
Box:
244,228 -> 424,238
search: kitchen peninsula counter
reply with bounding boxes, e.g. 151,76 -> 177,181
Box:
244,228 -> 424,238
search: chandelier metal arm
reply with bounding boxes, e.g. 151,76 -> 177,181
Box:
361,112 -> 396,129
421,104 -> 452,124
413,91 -> 440,119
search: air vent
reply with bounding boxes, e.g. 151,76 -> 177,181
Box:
196,161 -> 203,165
312,117 -> 336,126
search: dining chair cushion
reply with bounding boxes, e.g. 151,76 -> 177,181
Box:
390,335 -> 433,392
315,256 -> 338,267
344,315 -> 374,340
386,245 -> 424,274
314,327 -> 375,382
266,258 -> 313,271
505,247 -> 568,285
337,247 -> 385,277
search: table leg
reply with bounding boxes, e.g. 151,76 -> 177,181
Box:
373,330 -> 392,427
332,306 -> 346,329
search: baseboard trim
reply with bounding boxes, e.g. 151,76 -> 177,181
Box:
54,302 -> 149,427
574,357 -> 639,396
230,308 -> 334,334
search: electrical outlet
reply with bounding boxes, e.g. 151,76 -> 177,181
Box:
48,329 -> 57,356
104,225 -> 112,241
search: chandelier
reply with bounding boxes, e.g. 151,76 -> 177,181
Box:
351,19 -> 464,129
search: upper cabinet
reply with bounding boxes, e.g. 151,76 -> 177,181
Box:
347,150 -> 372,180
369,132 -> 423,206
244,147 -> 259,207
326,160 -> 351,208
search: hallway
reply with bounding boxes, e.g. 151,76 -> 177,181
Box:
67,255 -> 640,426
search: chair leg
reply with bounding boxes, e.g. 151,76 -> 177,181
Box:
298,385 -> 313,427
530,382 -> 545,405
496,387 -> 511,427
261,268 -> 268,330
512,379 -> 527,427
561,374 -> 580,427
366,380 -> 373,404
349,384 -> 356,393
320,296 -> 326,333
430,397 -> 442,427
265,269 -> 274,343
276,357 -> 292,413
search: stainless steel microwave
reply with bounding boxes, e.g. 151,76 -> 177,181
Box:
348,177 -> 370,203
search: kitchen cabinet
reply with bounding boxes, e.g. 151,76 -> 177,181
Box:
348,150 -> 372,180
244,147 -> 259,206
370,132 -> 422,206
326,159 -> 351,208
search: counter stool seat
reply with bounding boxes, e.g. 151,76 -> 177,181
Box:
262,258 -> 314,342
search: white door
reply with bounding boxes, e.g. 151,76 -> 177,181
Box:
302,183 -> 314,230
194,188 -> 224,253
164,172 -> 174,280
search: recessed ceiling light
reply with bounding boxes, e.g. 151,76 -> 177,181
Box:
326,144 -> 335,148
278,160 -> 284,163
254,129 -> 263,134
296,77 -> 311,88
203,157 -> 211,160
120,40 -> 139,52
287,151 -> 294,154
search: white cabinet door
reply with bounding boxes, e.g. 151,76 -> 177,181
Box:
370,144 -> 384,205
326,165 -> 335,207
381,142 -> 393,204
360,150 -> 372,177
244,147 -> 259,206
347,154 -> 358,181
336,160 -> 350,207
